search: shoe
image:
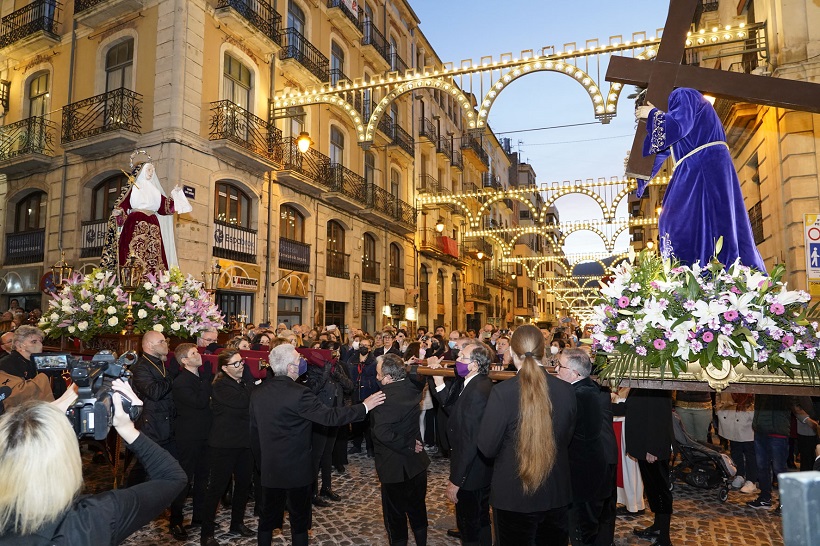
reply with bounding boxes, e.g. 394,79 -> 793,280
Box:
747,499 -> 772,509
200,536 -> 220,546
366,448 -> 375,458
773,503 -> 782,515
334,464 -> 346,473
312,495 -> 331,507
170,524 -> 188,541
446,528 -> 462,538
229,523 -> 255,537
633,526 -> 660,539
320,488 -> 342,502
221,490 -> 232,508
185,519 -> 202,529
731,475 -> 745,489
348,445 -> 362,454
740,480 -> 758,494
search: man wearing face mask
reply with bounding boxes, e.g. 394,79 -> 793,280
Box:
348,337 -> 379,456
444,331 -> 462,361
426,341 -> 494,546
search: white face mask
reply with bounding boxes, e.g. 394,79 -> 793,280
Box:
352,341 -> 360,350
550,346 -> 560,355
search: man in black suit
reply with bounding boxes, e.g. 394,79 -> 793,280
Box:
250,344 -> 385,546
427,340 -> 494,546
556,349 -> 610,546
625,389 -> 674,546
371,353 -> 431,546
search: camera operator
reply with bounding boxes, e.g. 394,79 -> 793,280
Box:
0,379 -> 187,545
0,326 -> 66,399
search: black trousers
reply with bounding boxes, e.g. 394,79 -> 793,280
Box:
637,459 -> 673,541
381,470 -> 428,545
568,498 -> 606,546
349,413 -> 374,452
312,424 -> 338,493
128,438 -> 183,525
257,484 -> 311,546
455,486 -> 491,545
201,447 -> 252,537
592,464 -> 617,546
493,504 -> 569,546
173,437 -> 209,525
333,423 -> 349,466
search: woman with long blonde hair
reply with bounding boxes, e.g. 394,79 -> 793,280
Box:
477,324 -> 577,544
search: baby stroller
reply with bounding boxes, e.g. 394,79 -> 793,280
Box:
669,410 -> 737,502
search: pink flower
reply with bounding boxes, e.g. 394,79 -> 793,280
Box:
702,331 -> 714,343
723,310 -> 739,321
617,296 -> 630,308
770,303 -> 785,315
653,339 -> 667,350
783,335 -> 795,347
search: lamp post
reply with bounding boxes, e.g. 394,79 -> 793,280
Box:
118,254 -> 143,335
50,251 -> 74,292
202,262 -> 222,299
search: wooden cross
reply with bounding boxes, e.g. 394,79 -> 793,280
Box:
606,0 -> 820,179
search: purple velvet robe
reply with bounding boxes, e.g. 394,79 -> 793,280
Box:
637,87 -> 766,272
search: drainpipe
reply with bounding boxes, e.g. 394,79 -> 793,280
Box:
264,54 -> 276,324
58,20 -> 78,253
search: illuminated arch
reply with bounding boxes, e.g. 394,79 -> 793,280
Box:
275,92 -> 366,141
599,46 -> 659,123
570,260 -> 608,276
507,230 -> 561,256
542,187 -> 608,220
474,194 -> 540,228
558,225 -> 610,252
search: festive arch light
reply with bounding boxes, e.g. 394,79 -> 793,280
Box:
274,92 -> 367,141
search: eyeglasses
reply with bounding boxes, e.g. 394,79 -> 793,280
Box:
227,359 -> 245,368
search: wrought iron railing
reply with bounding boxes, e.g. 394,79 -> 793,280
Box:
208,99 -> 281,161
389,266 -> 404,288
419,229 -> 460,259
361,21 -> 390,64
485,267 -> 510,286
377,111 -> 394,136
463,181 -> 479,194
61,87 -> 142,144
326,163 -> 367,204
80,219 -> 108,258
419,117 -> 437,142
213,220 -> 257,263
329,67 -> 350,86
362,259 -> 380,284
417,174 -> 438,193
391,124 -> 413,156
394,198 -> 416,227
5,229 -> 44,265
326,249 -> 350,279
451,150 -> 463,170
437,136 -> 452,158
216,0 -> 282,45
279,237 -> 311,272
482,172 -> 501,190
366,184 -> 416,228
279,136 -> 331,186
461,134 -> 489,167
327,0 -> 361,30
702,0 -> 718,11
0,0 -> 60,49
467,282 -> 491,302
390,52 -> 408,73
466,237 -> 493,257
278,27 -> 330,82
0,116 -> 56,160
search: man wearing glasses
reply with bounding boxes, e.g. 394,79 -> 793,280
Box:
251,344 -> 385,546
197,327 -> 221,352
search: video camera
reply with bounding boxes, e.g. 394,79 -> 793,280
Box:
33,350 -> 141,440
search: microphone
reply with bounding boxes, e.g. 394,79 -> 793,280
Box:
0,385 -> 11,402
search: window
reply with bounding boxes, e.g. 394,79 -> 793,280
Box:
105,39 -> 134,92
223,53 -> 252,109
364,151 -> 375,186
327,220 -> 345,252
390,169 -> 400,199
389,243 -> 402,287
15,191 -> 47,232
451,273 -> 459,330
389,36 -> 398,70
280,204 -> 304,241
419,265 -> 429,324
327,221 -> 347,278
215,182 -> 251,227
363,233 -> 378,284
436,270 -> 445,305
288,0 -> 306,33
390,103 -> 398,132
363,233 -> 376,262
330,126 -> 344,165
92,174 -> 128,221
330,41 -> 345,85
28,72 -> 49,118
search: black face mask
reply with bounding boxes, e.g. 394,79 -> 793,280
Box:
431,341 -> 440,351
359,346 -> 370,356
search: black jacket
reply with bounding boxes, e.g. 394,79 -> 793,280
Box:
0,434 -> 186,546
432,374 -> 493,491
370,375 -> 430,484
477,371 -> 576,512
208,375 -> 252,449
624,389 -> 673,461
250,376 -> 367,489
307,360 -> 353,408
172,368 -> 212,443
347,352 -> 379,402
568,377 -> 608,502
131,353 -> 175,444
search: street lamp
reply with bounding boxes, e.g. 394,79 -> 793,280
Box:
118,254 -> 143,335
296,131 -> 313,153
202,262 -> 222,296
50,251 -> 73,292
435,217 -> 445,233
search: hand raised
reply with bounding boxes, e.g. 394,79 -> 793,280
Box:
363,390 -> 386,411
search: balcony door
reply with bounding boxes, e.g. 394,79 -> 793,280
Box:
105,39 -> 134,93
330,41 -> 345,85
326,220 -> 346,278
330,126 -> 344,166
436,269 -> 445,327
389,242 -> 402,287
26,72 -> 49,153
84,175 -> 127,257
419,265 -> 429,327
363,232 -> 377,284
451,273 -> 459,330
223,53 -> 252,142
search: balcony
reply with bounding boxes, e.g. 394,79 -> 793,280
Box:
461,134 -> 489,170
329,67 -> 350,86
279,237 -> 311,272
482,172 -> 502,191
466,282 -> 491,302
80,219 -> 108,258
61,87 -> 142,155
276,136 -> 331,197
359,184 -> 416,235
0,116 -> 57,175
418,117 -> 437,145
323,163 -> 367,210
462,181 -> 479,194
278,27 -> 330,84
417,174 -> 439,194
213,220 -> 257,263
389,52 -> 409,74
360,21 -> 390,71
362,259 -> 380,284
465,238 -> 493,259
390,123 -> 414,158
451,149 -> 463,171
214,0 -> 282,53
0,0 -> 60,57
419,229 -> 461,264
389,266 -> 404,288
5,229 -> 44,265
436,136 -> 452,160
326,0 -> 362,42
485,267 -> 510,288
74,0 -> 144,27
208,99 -> 281,172
326,249 -> 350,279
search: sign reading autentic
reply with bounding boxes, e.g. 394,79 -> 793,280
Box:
232,276 -> 259,290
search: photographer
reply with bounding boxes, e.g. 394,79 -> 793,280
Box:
0,379 -> 187,545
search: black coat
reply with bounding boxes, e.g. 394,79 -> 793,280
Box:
624,389 -> 673,461
568,377 -> 608,502
172,368 -> 212,443
477,371 -> 576,512
306,360 -> 353,408
208,375 -> 252,448
370,376 -> 430,484
131,353 -> 175,444
347,352 -> 379,402
250,376 -> 367,489
432,374 -> 493,491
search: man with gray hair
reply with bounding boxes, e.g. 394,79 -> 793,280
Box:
0,325 -> 66,399
250,344 -> 385,546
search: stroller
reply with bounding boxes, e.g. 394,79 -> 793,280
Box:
669,410 -> 737,502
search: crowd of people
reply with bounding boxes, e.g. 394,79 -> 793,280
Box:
1,318 -> 819,546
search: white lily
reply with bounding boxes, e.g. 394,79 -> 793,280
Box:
691,299 -> 728,327
744,269 -> 768,292
725,291 -> 756,316
771,287 -> 810,306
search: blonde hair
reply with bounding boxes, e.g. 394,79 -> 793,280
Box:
510,324 -> 556,494
0,401 -> 83,535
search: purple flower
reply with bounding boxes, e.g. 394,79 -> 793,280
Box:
653,339 -> 667,350
730,286 -> 742,294
702,331 -> 715,343
721,324 -> 734,336
690,340 -> 704,353
783,334 -> 795,348
617,296 -> 630,308
723,310 -> 739,321
770,303 -> 785,315
635,346 -> 647,356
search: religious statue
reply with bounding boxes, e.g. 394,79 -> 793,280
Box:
635,87 -> 766,272
100,152 -> 192,275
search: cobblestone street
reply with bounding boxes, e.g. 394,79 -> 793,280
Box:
80,449 -> 787,546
